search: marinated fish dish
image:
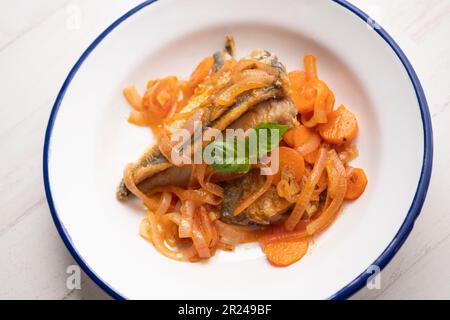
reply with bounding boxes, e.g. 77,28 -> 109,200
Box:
119,37 -> 367,266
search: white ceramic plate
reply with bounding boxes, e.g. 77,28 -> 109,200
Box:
44,0 -> 432,300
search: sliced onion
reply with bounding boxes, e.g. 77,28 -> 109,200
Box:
296,133 -> 321,156
150,186 -> 222,206
325,150 -> 346,199
123,85 -> 143,111
215,220 -> 262,245
163,212 -> 181,226
146,210 -> 192,261
215,79 -> 273,107
179,200 -> 195,238
215,221 -> 244,245
285,147 -> 327,231
182,245 -> 200,261
196,164 -> 224,198
312,80 -> 329,124
307,151 -> 347,235
311,172 -> 328,201
156,192 -> 172,217
199,208 -> 215,246
192,210 -> 211,258
174,200 -> 182,213
123,164 -> 159,211
338,144 -> 359,164
259,221 -> 309,249
217,242 -> 235,251
139,218 -> 152,241
128,110 -> 148,126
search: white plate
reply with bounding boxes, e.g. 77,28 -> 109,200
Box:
44,0 -> 432,300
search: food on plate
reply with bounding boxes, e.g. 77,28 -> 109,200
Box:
118,36 -> 367,266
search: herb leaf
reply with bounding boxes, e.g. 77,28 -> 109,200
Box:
205,122 -> 288,173
207,138 -> 251,173
254,122 -> 289,159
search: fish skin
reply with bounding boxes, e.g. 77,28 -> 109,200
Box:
228,97 -> 299,131
136,165 -> 192,193
220,170 -> 293,226
117,48 -> 289,201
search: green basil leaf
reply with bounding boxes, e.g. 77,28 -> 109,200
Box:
205,122 -> 287,173
206,138 -> 251,173
254,122 -> 288,158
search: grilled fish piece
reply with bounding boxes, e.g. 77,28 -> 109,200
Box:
228,98 -> 299,131
117,45 -> 290,200
220,170 -> 293,225
121,97 -> 298,196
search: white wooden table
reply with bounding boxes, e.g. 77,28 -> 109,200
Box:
0,0 -> 448,300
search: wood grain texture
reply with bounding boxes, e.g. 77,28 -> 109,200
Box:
0,0 -> 448,300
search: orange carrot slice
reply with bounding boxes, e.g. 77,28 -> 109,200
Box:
283,125 -> 312,148
288,71 -> 312,113
272,147 -> 305,185
264,239 -> 309,267
318,105 -> 358,144
283,125 -> 321,156
345,167 -> 368,200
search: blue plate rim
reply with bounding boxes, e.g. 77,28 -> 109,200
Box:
43,0 -> 433,300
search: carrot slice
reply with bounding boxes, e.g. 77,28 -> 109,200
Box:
288,71 -> 311,113
318,105 -> 358,144
272,147 -> 305,185
283,125 -> 321,156
283,125 -> 312,148
264,239 -> 309,267
345,167 -> 368,200
282,128 -> 296,148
